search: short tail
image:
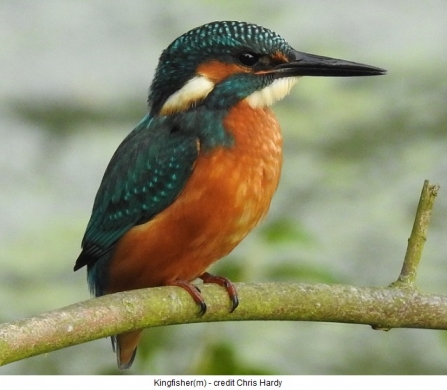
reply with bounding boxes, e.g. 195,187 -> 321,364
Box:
111,330 -> 143,369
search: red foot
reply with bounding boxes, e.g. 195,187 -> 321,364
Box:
166,279 -> 207,315
167,273 -> 239,316
199,272 -> 239,313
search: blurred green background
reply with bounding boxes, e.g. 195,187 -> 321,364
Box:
1,0 -> 447,375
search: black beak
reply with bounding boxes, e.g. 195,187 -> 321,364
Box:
273,50 -> 386,77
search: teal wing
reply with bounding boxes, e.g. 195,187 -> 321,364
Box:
74,114 -> 199,272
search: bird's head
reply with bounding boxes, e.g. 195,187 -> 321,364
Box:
148,21 -> 385,116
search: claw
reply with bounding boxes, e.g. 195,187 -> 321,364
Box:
167,273 -> 239,316
167,279 -> 207,315
199,272 -> 239,312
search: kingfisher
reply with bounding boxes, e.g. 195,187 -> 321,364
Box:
74,21 -> 385,369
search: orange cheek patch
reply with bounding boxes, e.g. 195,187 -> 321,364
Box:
272,51 -> 289,63
197,61 -> 250,83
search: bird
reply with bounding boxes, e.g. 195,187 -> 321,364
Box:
74,20 -> 385,369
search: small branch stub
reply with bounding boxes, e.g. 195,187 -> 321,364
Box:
395,180 -> 440,287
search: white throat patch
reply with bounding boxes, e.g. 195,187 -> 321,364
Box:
159,74 -> 299,114
160,75 -> 215,115
246,77 -> 299,108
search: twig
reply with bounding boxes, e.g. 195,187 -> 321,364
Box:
394,180 -> 440,287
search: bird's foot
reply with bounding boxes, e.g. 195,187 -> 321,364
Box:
166,279 -> 207,316
167,273 -> 239,316
199,272 -> 239,313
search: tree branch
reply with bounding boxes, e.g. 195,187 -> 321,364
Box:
0,181 -> 442,367
1,282 -> 447,367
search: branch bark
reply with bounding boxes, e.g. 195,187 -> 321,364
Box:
1,282 -> 447,366
0,181 -> 442,367
394,180 -> 439,286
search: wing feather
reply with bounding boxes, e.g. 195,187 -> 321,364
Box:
74,115 -> 199,271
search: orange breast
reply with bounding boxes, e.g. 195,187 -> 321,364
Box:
106,102 -> 283,294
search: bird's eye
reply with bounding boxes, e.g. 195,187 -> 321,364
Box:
238,52 -> 259,67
